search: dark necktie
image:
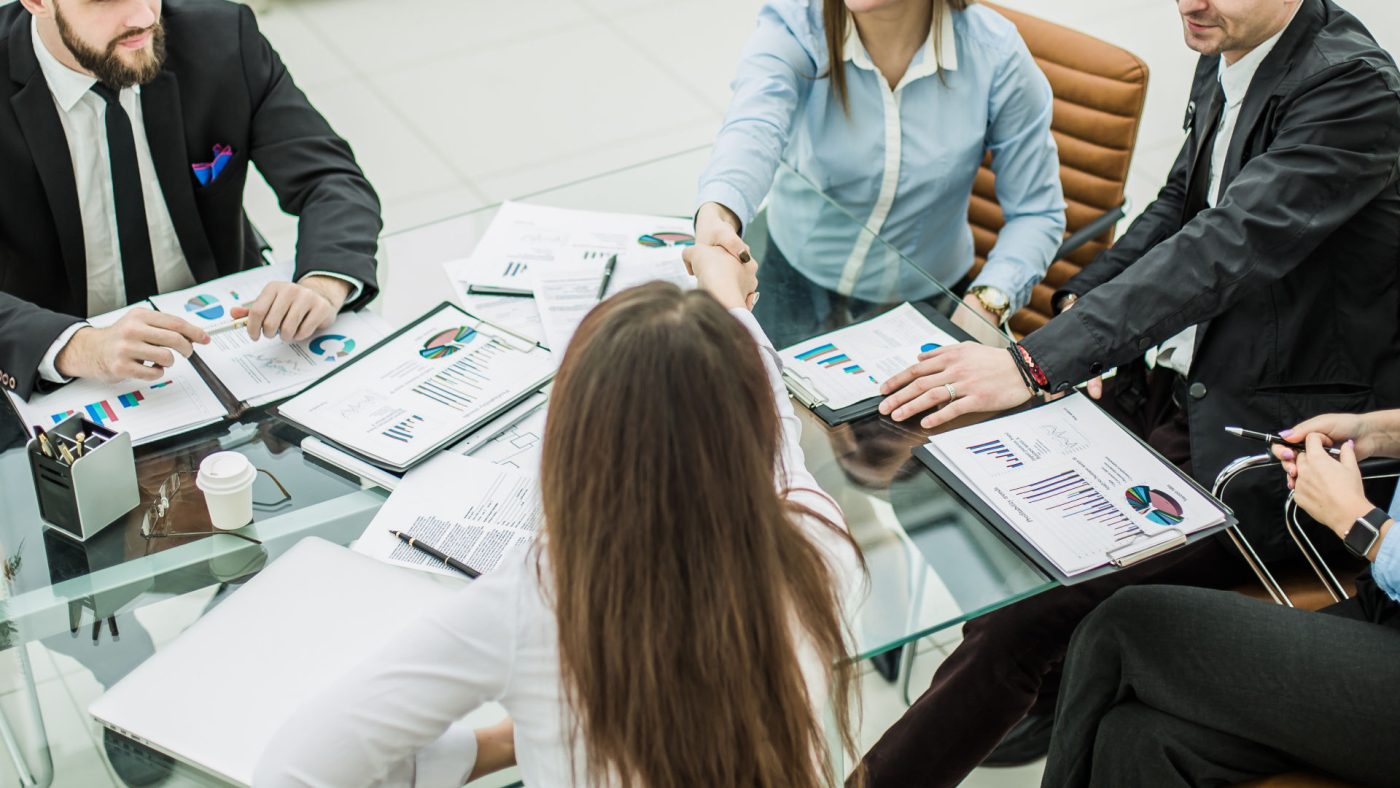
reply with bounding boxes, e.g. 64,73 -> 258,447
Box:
90,82 -> 159,304
1183,89 -> 1225,222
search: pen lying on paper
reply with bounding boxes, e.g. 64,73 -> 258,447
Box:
389,529 -> 481,578
1225,426 -> 1344,458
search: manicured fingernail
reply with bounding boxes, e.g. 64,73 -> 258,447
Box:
739,251 -> 752,263
1279,429 -> 1293,438
1281,449 -> 1294,460
1347,440 -> 1355,448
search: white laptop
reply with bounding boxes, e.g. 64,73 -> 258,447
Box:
89,537 -> 464,786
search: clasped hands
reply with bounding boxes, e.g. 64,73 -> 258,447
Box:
55,275 -> 351,383
1272,412 -> 1389,546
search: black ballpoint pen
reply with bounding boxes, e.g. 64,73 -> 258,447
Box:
1224,426 -> 1343,458
389,529 -> 480,578
595,254 -> 618,300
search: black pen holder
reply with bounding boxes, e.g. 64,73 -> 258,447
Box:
27,414 -> 140,541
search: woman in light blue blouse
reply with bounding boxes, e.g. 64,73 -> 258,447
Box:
696,0 -> 1065,340
1041,409 -> 1400,786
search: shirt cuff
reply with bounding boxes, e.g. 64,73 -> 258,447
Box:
298,270 -> 364,309
414,719 -> 478,788
695,182 -> 757,236
1372,524 -> 1400,604
38,322 -> 88,384
969,258 -> 1035,317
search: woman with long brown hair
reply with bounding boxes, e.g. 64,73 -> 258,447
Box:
695,0 -> 1064,346
255,248 -> 865,787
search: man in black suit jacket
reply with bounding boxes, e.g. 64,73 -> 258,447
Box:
0,0 -> 380,399
861,0 -> 1400,784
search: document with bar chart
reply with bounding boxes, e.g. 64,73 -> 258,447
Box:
275,303 -> 555,472
923,395 -> 1227,577
779,303 -> 962,411
4,303 -> 226,445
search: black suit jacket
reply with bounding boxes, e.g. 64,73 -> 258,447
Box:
0,0 -> 381,400
1020,0 -> 1400,556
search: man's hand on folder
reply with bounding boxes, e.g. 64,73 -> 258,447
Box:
56,308 -> 210,383
231,276 -> 350,342
878,343 -> 1033,430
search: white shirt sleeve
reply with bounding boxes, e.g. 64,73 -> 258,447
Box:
298,270 -> 364,305
253,553 -> 529,788
37,322 -> 88,384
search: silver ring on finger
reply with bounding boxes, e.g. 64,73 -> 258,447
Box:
944,382 -> 958,403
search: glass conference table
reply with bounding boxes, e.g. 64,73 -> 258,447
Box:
0,147 -> 1053,787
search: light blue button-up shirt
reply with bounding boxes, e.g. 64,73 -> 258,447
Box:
697,1 -> 1065,309
1374,532 -> 1400,602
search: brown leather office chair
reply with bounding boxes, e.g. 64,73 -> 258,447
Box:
967,3 -> 1149,337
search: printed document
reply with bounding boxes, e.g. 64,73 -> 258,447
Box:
355,452 -> 543,578
446,201 -> 695,296
926,395 -> 1226,576
779,304 -> 962,410
5,303 -> 225,445
534,248 -> 695,354
276,304 -> 555,471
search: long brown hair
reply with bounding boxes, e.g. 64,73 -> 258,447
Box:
824,0 -> 974,111
541,283 -> 864,788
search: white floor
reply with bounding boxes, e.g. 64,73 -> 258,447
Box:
4,0 -> 1400,785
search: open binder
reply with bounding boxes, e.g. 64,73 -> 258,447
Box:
780,301 -> 974,428
275,302 -> 555,474
912,395 -> 1238,586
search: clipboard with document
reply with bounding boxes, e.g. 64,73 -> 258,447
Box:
275,302 -> 555,474
912,393 -> 1237,585
779,301 -> 973,427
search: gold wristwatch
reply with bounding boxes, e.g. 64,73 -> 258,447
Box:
967,285 -> 1011,324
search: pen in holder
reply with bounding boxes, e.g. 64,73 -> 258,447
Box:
27,414 -> 140,542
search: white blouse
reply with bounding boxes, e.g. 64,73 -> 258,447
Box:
253,308 -> 861,787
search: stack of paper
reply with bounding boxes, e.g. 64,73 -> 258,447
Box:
925,395 -> 1226,576
355,452 -> 543,578
533,247 -> 696,355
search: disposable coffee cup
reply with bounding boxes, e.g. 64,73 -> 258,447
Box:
196,452 -> 257,530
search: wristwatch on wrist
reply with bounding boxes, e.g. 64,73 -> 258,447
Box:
1343,507 -> 1390,558
967,286 -> 1011,324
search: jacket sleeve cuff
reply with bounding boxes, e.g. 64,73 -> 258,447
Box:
1017,309 -> 1111,393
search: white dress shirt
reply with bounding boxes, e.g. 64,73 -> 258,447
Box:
253,308 -> 864,788
30,19 -> 361,384
1155,7 -> 1298,376
32,16 -> 194,381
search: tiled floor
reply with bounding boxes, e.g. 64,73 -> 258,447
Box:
5,0 -> 1400,785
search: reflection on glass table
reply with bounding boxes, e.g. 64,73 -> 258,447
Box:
0,145 -> 1051,787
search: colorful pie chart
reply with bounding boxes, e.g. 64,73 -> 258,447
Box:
184,294 -> 224,321
637,231 -> 696,248
921,342 -> 942,353
420,326 -> 478,360
309,334 -> 356,361
1125,485 -> 1185,526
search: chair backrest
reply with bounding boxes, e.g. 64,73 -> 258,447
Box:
969,3 -> 1149,336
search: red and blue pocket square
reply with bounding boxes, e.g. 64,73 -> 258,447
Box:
192,144 -> 234,186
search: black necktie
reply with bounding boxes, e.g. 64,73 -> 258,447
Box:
1183,90 -> 1225,222
91,82 -> 159,304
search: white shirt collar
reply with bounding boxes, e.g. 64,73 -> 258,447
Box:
844,8 -> 958,89
1217,3 -> 1299,107
30,15 -> 140,113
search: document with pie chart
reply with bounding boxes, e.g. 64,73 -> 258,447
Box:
276,303 -> 556,472
192,310 -> 392,407
924,394 -> 1227,577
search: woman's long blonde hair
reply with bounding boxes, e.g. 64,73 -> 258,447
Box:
541,283 -> 864,787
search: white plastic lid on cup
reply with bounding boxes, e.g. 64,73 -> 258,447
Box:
196,452 -> 258,530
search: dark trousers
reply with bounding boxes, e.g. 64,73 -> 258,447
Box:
858,366 -> 1257,787
1042,584 -> 1400,787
